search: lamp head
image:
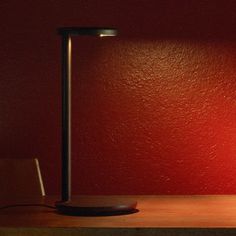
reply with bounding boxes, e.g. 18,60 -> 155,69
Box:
57,27 -> 118,37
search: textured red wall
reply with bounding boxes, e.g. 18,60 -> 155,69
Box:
0,0 -> 236,195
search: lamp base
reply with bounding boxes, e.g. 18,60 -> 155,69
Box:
55,196 -> 138,216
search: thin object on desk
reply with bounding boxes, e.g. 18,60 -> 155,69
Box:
0,158 -> 45,198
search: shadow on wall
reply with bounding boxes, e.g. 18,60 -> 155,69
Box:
76,0 -> 236,40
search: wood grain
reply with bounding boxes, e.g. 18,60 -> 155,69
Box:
1,195 -> 236,235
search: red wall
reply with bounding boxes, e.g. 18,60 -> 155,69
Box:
0,0 -> 236,195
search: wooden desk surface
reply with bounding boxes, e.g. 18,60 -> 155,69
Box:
1,195 -> 236,236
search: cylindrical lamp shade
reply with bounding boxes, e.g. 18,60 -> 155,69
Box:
57,27 -> 118,37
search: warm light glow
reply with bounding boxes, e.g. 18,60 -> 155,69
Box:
99,34 -> 116,37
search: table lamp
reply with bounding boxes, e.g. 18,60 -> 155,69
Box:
55,27 -> 138,215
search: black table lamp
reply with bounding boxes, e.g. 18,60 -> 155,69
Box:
55,27 -> 138,216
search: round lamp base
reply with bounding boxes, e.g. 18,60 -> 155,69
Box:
55,196 -> 138,216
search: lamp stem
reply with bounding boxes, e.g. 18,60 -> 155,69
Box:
61,35 -> 72,201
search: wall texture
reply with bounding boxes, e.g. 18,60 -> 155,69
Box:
0,0 -> 236,195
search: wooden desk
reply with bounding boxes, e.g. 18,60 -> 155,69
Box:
1,195 -> 236,236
